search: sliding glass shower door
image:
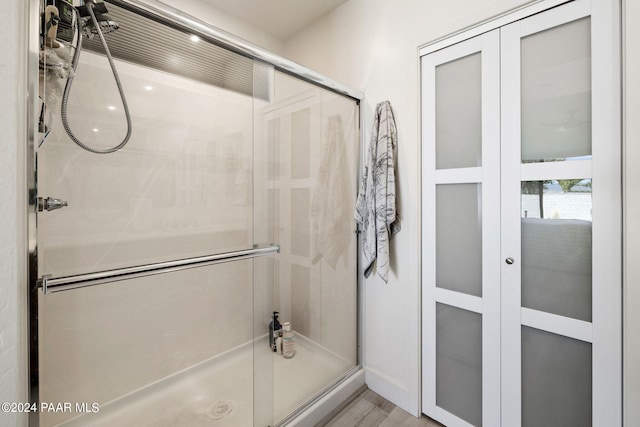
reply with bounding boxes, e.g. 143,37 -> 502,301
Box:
264,71 -> 360,423
32,2 -> 360,426
36,18 -> 278,424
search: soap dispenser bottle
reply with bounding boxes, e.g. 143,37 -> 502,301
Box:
269,311 -> 282,352
282,321 -> 295,359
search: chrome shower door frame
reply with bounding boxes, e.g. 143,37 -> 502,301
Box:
26,1 -> 364,425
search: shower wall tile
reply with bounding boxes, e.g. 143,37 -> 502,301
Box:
274,258 -> 281,313
269,118 -> 281,180
291,108 -> 310,179
274,189 -> 281,243
290,188 -> 310,257
291,264 -> 311,337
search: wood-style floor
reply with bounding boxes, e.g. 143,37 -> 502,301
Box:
316,387 -> 445,427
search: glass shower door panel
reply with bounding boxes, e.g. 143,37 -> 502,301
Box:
38,49 -> 256,278
38,260 -> 258,427
267,71 -> 359,422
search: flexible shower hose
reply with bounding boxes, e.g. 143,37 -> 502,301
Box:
61,1 -> 132,154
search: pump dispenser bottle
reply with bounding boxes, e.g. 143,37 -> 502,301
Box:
282,322 -> 295,359
269,311 -> 282,352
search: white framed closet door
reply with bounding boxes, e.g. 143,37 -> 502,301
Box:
421,1 -> 621,426
500,0 -> 621,426
421,30 -> 501,427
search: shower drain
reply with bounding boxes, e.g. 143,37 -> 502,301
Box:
206,400 -> 234,420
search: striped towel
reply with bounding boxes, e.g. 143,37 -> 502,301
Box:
354,101 -> 400,283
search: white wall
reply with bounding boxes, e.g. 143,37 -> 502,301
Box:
623,0 -> 640,425
284,0 -> 639,421
0,1 -> 28,426
283,0 -> 534,416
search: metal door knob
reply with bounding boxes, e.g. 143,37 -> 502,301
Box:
505,257 -> 515,265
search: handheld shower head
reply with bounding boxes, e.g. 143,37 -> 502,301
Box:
59,0 -> 132,154
82,14 -> 119,38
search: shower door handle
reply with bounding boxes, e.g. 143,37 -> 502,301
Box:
38,196 -> 68,212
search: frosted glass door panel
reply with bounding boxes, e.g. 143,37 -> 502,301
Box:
436,303 -> 482,427
436,184 -> 482,297
521,18 -> 591,162
436,53 -> 482,169
521,180 -> 592,321
521,326 -> 592,427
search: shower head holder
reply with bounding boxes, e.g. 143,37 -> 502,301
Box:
76,2 -> 108,17
76,2 -> 119,38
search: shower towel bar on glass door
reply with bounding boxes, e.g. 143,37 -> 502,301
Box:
38,244 -> 280,294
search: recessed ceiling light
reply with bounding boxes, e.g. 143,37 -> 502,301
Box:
107,105 -> 116,111
190,35 -> 200,42
144,85 -> 153,91
92,128 -> 99,132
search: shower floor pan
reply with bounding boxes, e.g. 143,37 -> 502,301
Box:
54,334 -> 353,427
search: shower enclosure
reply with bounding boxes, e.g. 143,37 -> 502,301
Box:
29,1 -> 362,426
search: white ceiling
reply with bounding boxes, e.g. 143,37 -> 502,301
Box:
199,0 -> 349,40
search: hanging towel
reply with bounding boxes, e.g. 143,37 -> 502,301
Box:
310,114 -> 352,268
354,101 -> 400,283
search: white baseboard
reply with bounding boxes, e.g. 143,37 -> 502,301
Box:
365,366 -> 416,416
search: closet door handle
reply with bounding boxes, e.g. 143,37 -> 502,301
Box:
505,257 -> 515,265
